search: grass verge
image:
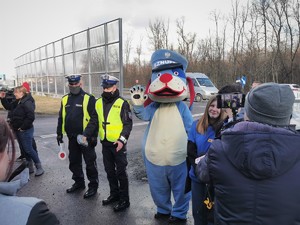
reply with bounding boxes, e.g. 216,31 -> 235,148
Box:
0,94 -> 61,115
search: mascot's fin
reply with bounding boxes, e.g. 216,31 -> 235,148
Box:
144,80 -> 152,107
186,77 -> 195,110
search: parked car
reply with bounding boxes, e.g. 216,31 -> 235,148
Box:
186,72 -> 219,102
286,84 -> 300,100
291,100 -> 300,130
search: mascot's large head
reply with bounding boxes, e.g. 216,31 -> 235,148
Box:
146,49 -> 194,106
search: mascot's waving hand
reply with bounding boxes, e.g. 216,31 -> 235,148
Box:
130,49 -> 195,223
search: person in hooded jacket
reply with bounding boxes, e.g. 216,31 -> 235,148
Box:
196,82 -> 300,225
0,117 -> 59,225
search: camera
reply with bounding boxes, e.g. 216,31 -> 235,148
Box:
216,93 -> 245,109
0,86 -> 15,100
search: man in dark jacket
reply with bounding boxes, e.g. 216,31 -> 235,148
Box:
196,83 -> 300,225
83,74 -> 133,212
56,74 -> 99,199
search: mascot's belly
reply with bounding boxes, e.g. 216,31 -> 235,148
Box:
145,103 -> 187,166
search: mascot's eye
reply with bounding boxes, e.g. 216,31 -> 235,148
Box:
157,73 -> 162,77
174,71 -> 179,76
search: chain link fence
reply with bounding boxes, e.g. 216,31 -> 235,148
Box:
14,18 -> 123,98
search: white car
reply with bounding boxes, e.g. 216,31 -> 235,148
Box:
291,100 -> 300,130
286,84 -> 300,100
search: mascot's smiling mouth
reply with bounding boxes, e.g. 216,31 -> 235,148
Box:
151,87 -> 185,97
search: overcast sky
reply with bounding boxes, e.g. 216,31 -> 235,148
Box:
0,0 -> 239,79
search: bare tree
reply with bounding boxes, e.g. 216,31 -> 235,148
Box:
253,0 -> 270,56
176,17 -> 197,67
292,0 -> 300,83
284,0 -> 300,82
147,18 -> 170,51
124,32 -> 133,66
134,36 -> 143,68
228,0 -> 250,79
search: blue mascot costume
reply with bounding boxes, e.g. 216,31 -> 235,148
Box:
130,49 -> 195,223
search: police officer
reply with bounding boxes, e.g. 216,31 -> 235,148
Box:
56,74 -> 99,199
83,74 -> 132,212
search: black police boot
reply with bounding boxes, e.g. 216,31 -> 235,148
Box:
83,187 -> 97,199
66,183 -> 85,193
102,195 -> 120,206
113,200 -> 130,212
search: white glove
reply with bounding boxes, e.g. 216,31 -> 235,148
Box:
130,85 -> 148,106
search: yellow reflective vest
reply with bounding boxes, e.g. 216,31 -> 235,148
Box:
96,98 -> 124,142
61,94 -> 90,134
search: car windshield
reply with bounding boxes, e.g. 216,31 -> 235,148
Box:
292,84 -> 300,89
197,78 -> 214,87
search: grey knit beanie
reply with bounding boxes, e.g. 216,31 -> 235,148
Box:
245,82 -> 295,126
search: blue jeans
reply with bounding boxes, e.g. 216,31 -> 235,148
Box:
16,127 -> 41,164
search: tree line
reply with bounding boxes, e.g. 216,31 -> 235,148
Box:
123,0 -> 300,92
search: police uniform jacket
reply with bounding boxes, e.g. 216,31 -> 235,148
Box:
197,121 -> 300,225
84,89 -> 132,146
57,89 -> 97,138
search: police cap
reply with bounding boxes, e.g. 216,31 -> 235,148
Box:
65,74 -> 82,85
151,49 -> 188,72
101,74 -> 119,88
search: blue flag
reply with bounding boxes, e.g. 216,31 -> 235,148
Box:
241,75 -> 246,88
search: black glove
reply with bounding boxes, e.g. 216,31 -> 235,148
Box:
87,137 -> 98,148
57,134 -> 63,146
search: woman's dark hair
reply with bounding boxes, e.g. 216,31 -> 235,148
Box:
0,117 -> 16,181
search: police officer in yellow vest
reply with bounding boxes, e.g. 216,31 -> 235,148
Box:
56,74 -> 99,199
83,74 -> 133,212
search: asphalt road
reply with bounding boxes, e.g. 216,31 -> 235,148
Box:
0,101 -> 206,225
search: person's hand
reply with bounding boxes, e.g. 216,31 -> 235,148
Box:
57,134 -> 63,146
87,137 -> 98,147
114,140 -> 124,152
